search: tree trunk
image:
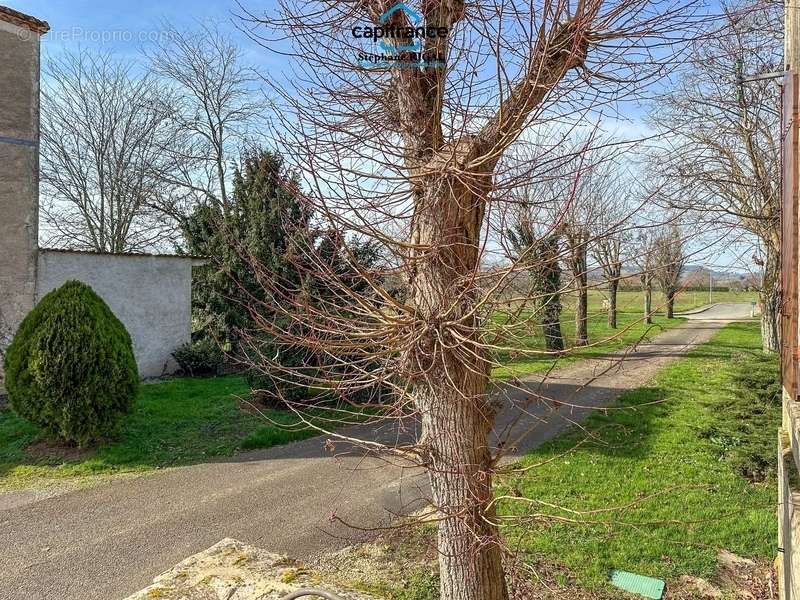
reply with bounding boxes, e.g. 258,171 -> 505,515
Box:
608,280 -> 618,329
644,281 -> 652,325
417,382 -> 507,600
666,289 -> 675,319
761,244 -> 780,353
542,299 -> 565,351
407,153 -> 508,600
537,235 -> 564,351
542,311 -> 564,352
574,242 -> 588,346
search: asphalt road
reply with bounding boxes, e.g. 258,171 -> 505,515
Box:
680,301 -> 755,320
0,303 -> 753,600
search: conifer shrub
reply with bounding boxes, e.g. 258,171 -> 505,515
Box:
3,280 -> 139,446
172,337 -> 223,376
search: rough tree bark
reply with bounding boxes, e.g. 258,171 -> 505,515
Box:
642,274 -> 653,324
395,8 -> 591,597
568,236 -> 589,346
508,224 -> 565,351
576,277 -> 589,344
407,152 -> 508,600
665,287 -> 675,319
536,235 -> 565,351
542,299 -> 565,351
608,279 -> 619,328
761,244 -> 780,352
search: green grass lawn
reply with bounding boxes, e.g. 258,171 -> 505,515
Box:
566,287 -> 756,315
498,321 -> 778,589
491,288 -> 757,379
0,375 -> 358,490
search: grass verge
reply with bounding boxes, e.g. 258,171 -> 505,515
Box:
0,375 -> 355,490
492,311 -> 687,379
498,321 -> 778,589
492,289 -> 757,379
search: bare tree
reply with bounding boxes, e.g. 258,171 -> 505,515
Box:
653,223 -> 686,318
593,230 -> 623,327
147,22 -> 266,218
233,2 -> 699,598
564,222 -> 591,344
590,173 -> 631,328
39,51 -> 175,252
650,1 -> 781,350
502,135 -> 598,347
562,145 -> 620,343
634,227 -> 658,324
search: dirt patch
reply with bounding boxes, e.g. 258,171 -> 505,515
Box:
668,551 -> 776,600
312,524 -> 776,600
26,438 -> 96,461
313,539 -> 627,600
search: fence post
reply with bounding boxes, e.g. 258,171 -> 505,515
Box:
780,70 -> 800,600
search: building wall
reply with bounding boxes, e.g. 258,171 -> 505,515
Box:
36,250 -> 195,378
0,18 -> 42,377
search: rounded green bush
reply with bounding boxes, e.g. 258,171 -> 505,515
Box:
4,280 -> 139,446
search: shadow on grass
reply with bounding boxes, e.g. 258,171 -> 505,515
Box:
496,320 -> 777,589
495,383 -> 670,462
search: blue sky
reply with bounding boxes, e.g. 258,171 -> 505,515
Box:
10,0 -> 263,60
9,0 -> 751,270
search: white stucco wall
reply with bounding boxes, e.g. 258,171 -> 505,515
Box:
36,250 -> 197,378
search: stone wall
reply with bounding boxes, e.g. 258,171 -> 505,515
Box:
36,250 -> 199,378
0,11 -> 46,380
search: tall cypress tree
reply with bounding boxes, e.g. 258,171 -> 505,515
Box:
184,149 -> 310,348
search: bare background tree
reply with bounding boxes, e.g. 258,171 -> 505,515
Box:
560,142 -> 622,343
39,51 -> 175,252
147,23 -> 266,220
634,226 -> 659,324
507,215 -> 565,352
563,216 -> 591,345
39,26 -> 268,254
650,1 -> 781,350
653,222 -> 687,318
591,172 -> 630,328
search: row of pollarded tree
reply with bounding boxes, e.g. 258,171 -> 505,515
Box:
505,143 -> 687,351
509,218 -> 686,352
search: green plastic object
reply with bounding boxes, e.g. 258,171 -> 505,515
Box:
610,570 -> 665,599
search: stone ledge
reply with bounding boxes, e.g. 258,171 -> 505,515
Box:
125,538 -> 381,600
